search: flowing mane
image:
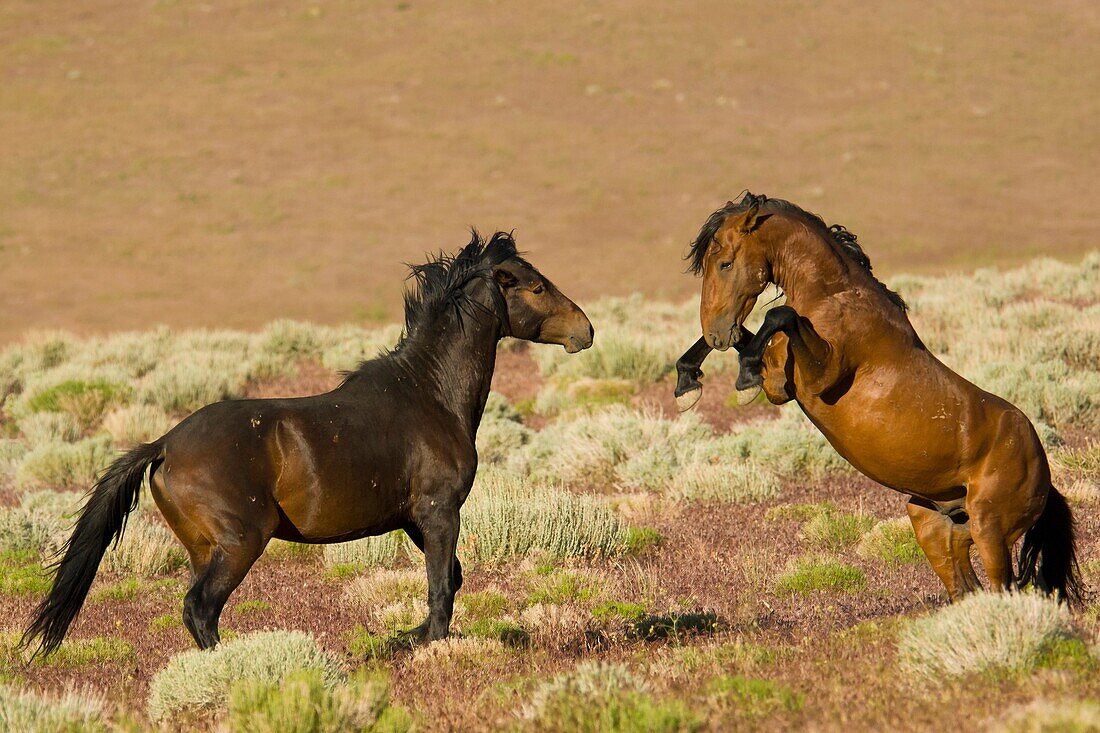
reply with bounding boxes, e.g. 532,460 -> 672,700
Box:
686,192 -> 907,311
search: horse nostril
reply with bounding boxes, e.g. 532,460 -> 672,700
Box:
586,323 -> 594,342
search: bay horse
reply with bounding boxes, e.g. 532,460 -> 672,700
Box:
677,192 -> 1081,603
23,231 -> 593,656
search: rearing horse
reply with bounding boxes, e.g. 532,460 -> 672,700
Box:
23,231 -> 593,656
678,192 -> 1080,602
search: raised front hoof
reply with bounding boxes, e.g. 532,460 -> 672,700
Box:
735,362 -> 764,392
675,387 -> 702,413
732,385 -> 762,406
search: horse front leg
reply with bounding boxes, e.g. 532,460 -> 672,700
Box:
420,504 -> 461,642
735,305 -> 843,397
674,337 -> 713,411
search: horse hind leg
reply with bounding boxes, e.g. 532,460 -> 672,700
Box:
907,499 -> 979,601
183,528 -> 272,649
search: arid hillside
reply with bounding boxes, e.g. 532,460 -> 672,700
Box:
1,0 -> 1098,340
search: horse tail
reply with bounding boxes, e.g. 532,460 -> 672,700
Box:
21,441 -> 163,657
1017,486 -> 1083,605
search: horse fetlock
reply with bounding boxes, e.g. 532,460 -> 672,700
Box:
735,357 -> 765,391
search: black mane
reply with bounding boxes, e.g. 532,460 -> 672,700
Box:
399,229 -> 523,346
686,192 -> 907,311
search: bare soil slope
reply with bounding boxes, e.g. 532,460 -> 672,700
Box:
1,0 -> 1098,340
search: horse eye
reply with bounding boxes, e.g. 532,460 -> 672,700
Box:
719,261 -> 733,271
532,284 -> 545,295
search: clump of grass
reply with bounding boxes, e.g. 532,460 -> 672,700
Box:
0,550 -> 53,595
90,577 -> 144,603
526,569 -> 604,607
15,436 -> 114,490
16,411 -> 81,445
0,490 -> 79,555
149,613 -> 181,632
458,589 -> 510,621
0,683 -> 108,732
801,507 -> 874,550
234,600 -> 273,616
101,519 -> 186,575
628,611 -> 721,641
146,630 -> 344,722
705,412 -> 850,478
227,669 -> 411,733
464,619 -> 529,645
410,637 -> 508,669
321,531 -> 415,571
775,556 -> 866,595
138,352 -> 248,413
345,625 -> 393,661
100,403 -> 175,445
266,539 -> 323,561
706,674 -> 804,717
344,569 -> 426,610
996,698 -> 1100,732
592,601 -> 648,624
518,603 -> 588,648
24,378 -> 130,431
857,517 -> 924,564
518,406 -> 710,490
460,469 -> 626,562
669,460 -> 781,504
534,377 -> 635,415
898,592 -> 1084,680
624,527 -> 662,556
521,660 -> 700,732
37,637 -> 135,667
476,417 -> 532,465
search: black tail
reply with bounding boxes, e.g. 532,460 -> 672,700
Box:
1018,486 -> 1083,605
20,441 -> 162,657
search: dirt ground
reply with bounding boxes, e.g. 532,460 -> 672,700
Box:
1,0 -> 1098,341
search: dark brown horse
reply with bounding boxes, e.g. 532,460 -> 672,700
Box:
23,231 -> 593,656
677,192 -> 1081,602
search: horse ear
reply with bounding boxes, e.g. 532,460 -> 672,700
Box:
738,207 -> 772,234
494,267 -> 518,289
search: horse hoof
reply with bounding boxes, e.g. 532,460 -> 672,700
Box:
675,388 -> 702,412
735,366 -> 763,392
733,385 -> 762,405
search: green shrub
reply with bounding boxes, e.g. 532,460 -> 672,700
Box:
15,436 -> 114,490
857,518 -> 924,564
898,592 -> 1083,680
522,661 -> 701,732
460,469 -> 626,561
25,379 -> 130,430
458,589 -> 510,621
0,683 -> 108,733
146,630 -> 344,722
463,618 -> 528,645
0,490 -> 79,555
226,669 -> 410,733
476,417 -> 532,465
775,556 -> 866,595
592,601 -> 647,624
629,611 -> 720,641
705,413 -> 849,478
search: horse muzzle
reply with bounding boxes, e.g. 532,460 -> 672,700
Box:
564,323 -> 594,353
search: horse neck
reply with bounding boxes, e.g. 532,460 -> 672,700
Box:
397,284 -> 502,435
767,219 -> 852,312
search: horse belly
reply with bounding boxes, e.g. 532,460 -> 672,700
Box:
804,374 -> 968,495
271,422 -> 410,541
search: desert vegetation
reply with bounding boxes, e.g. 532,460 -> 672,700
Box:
0,254 -> 1097,731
